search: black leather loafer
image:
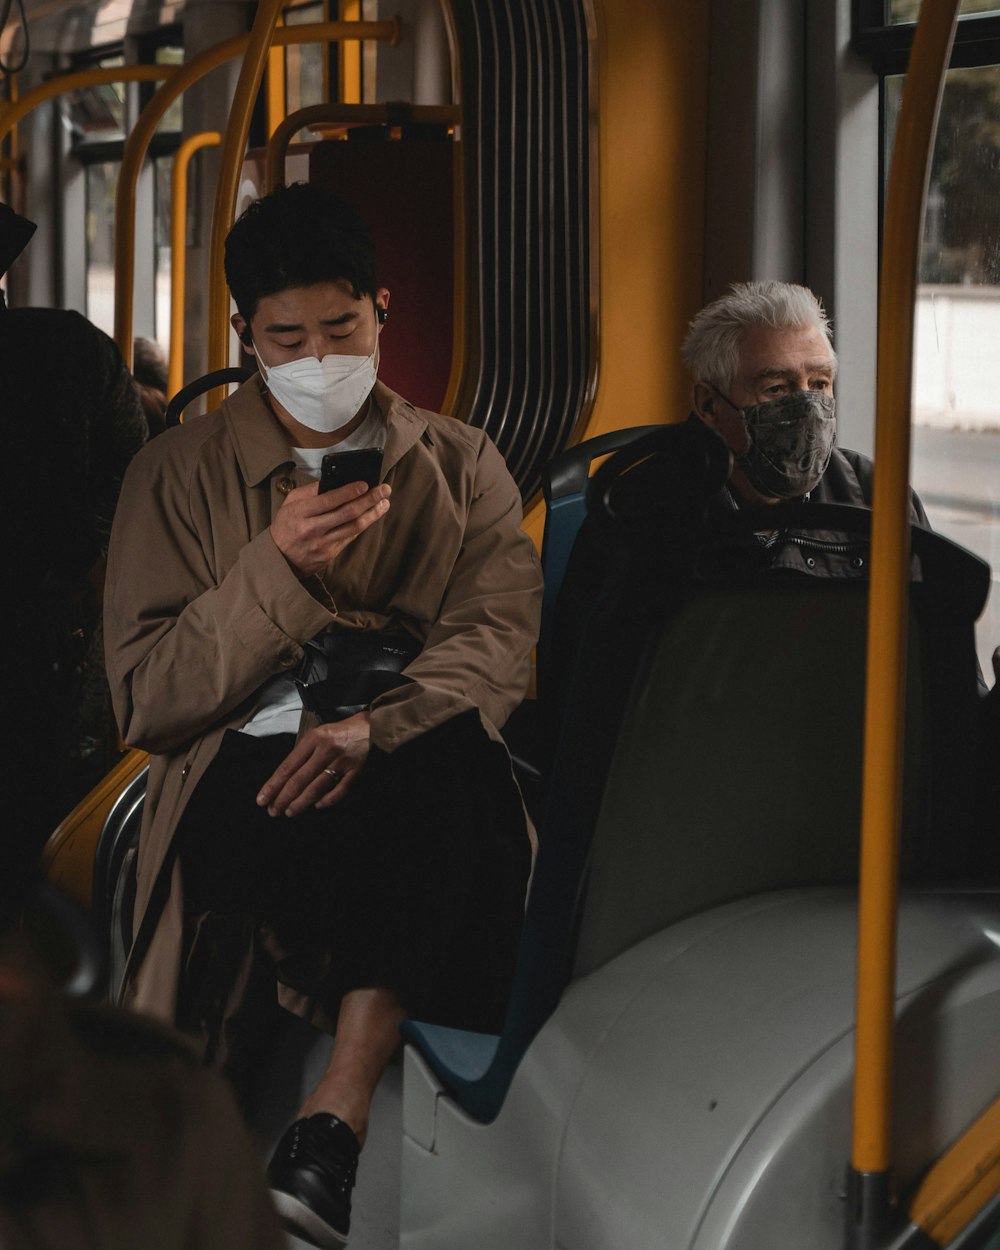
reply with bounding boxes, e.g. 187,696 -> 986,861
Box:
267,1113 -> 360,1248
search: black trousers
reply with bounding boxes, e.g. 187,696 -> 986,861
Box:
175,709 -> 531,1037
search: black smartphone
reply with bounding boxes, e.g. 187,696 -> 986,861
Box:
318,447 -> 384,494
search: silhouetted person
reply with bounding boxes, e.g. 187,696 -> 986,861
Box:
1,202 -> 148,846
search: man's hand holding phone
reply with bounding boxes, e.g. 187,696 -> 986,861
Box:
271,470 -> 390,577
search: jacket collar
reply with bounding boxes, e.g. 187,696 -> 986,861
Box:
220,375 -> 430,488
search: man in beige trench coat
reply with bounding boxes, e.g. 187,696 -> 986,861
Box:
104,184 -> 542,1248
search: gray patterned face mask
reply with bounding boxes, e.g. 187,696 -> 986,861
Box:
719,389 -> 836,499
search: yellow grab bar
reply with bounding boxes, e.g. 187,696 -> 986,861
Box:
205,0 -> 286,381
0,64 -> 174,143
168,131 -> 222,398
1,74 -> 18,204
265,101 -> 461,192
112,19 -> 399,370
340,0 -> 362,105
908,1095 -> 1000,1245
849,0 -> 959,1214
267,12 -> 287,140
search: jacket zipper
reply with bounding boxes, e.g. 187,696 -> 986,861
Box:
778,533 -> 867,556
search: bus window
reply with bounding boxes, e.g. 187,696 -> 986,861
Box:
888,0 -> 1000,21
883,59 -> 1000,678
284,1 -> 328,117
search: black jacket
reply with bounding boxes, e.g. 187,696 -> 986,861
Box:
700,442 -> 931,582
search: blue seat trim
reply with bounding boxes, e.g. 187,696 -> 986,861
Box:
538,426 -> 661,663
538,491 -> 586,658
399,1022 -> 500,1087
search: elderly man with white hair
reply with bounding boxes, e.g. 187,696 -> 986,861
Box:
683,279 -> 930,574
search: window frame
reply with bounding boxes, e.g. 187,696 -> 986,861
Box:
62,31 -> 183,342
852,3 -> 1000,75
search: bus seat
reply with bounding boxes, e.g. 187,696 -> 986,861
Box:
402,423 -> 732,1121
538,425 -> 662,663
401,440 -> 991,1123
573,505 -> 990,977
501,423 -> 669,814
310,127 -> 456,413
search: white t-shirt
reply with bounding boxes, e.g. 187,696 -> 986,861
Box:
240,407 -> 386,738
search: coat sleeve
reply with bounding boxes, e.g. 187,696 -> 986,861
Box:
368,435 -> 543,752
104,440 -> 333,754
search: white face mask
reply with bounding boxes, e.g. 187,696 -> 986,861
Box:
254,339 -> 378,434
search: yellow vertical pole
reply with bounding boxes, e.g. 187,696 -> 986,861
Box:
340,0 -> 362,104
169,131 -> 221,397
847,0 -> 959,1245
267,11 -> 286,138
206,0 -> 285,379
321,0 -> 332,104
2,74 -> 18,207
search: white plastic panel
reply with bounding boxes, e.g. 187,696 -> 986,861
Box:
555,892 -> 1000,1250
400,890 -> 1000,1250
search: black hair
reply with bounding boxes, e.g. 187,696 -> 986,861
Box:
224,183 -> 378,322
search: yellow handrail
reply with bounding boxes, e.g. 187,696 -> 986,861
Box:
112,19 -> 400,370
340,0 -> 362,104
908,1095 -> 1000,1244
265,101 -> 461,193
0,64 -> 173,143
267,13 -> 287,139
1,74 -> 18,205
168,131 -> 222,398
850,0 -> 959,1191
205,0 -> 286,380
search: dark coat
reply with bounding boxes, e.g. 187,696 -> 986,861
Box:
700,442 -> 931,581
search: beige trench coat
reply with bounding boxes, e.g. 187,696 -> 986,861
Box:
104,378 -> 542,1023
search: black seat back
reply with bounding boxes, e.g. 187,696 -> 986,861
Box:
570,498 -> 990,978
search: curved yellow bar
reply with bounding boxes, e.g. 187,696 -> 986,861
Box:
112,19 -> 400,370
909,1095 -> 1000,1244
0,63 -> 173,144
340,0 -> 362,104
205,0 -> 286,379
169,131 -> 222,398
850,0 -> 960,1176
41,748 -> 150,909
1,74 -> 18,203
265,101 -> 461,193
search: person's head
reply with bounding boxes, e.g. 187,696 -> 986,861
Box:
225,184 -> 389,445
682,281 -> 838,502
130,337 -> 168,438
225,182 -> 387,337
132,336 -> 168,394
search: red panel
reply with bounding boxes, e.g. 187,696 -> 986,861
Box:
310,136 -> 455,414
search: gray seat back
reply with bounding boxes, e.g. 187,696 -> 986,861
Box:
573,583 -> 924,978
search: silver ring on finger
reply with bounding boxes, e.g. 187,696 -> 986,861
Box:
322,768 -> 341,784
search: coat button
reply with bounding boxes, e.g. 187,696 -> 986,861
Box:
277,476 -> 296,495
279,650 -> 297,668
806,557 -> 816,568
181,763 -> 191,779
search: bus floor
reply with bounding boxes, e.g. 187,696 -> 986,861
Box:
248,1010 -> 403,1250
